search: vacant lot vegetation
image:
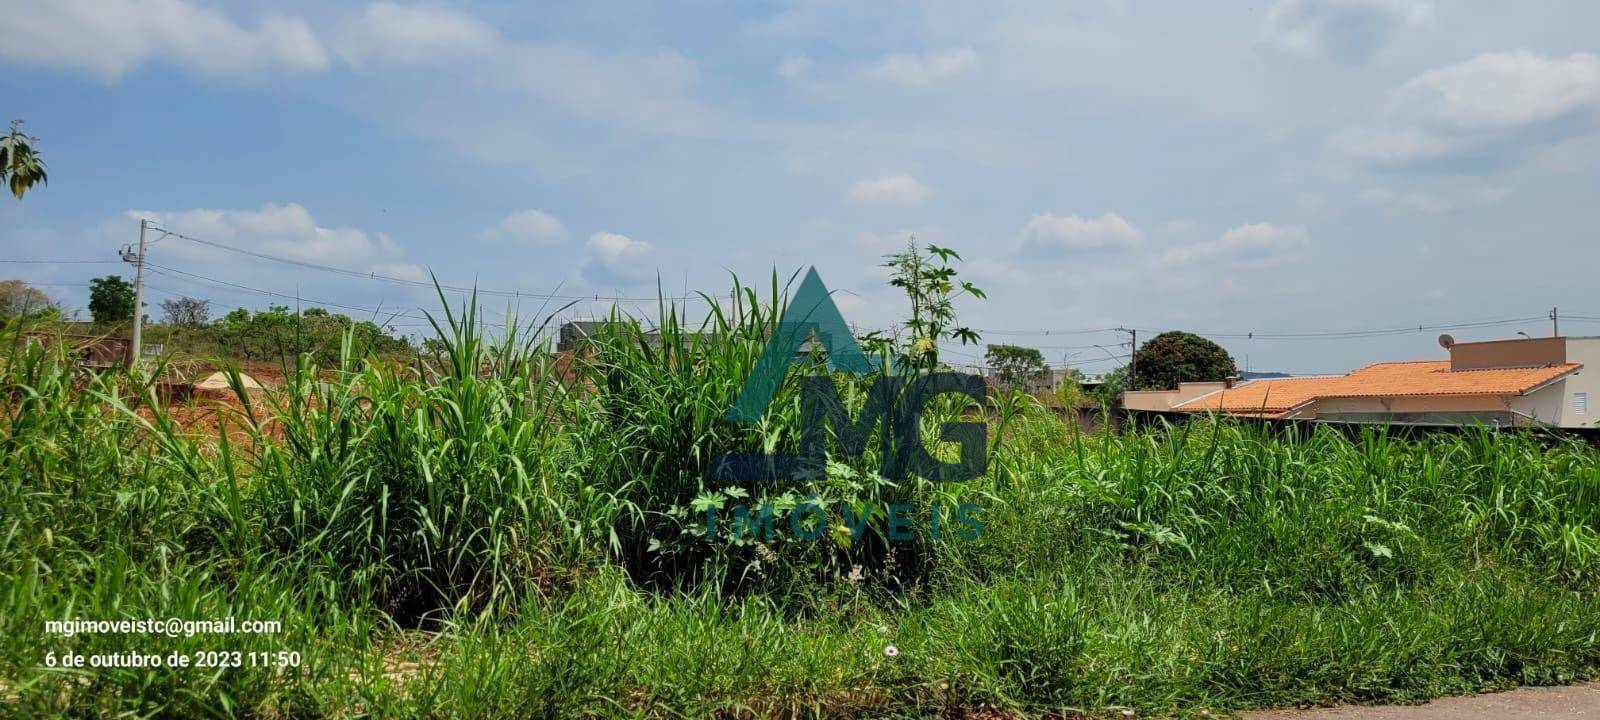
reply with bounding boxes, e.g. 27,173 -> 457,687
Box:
3,287 -> 1599,717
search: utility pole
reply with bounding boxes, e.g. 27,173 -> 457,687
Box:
1129,328 -> 1136,387
124,218 -> 150,368
1551,307 -> 1560,337
1117,326 -> 1137,388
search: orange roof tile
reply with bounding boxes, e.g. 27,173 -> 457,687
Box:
1171,360 -> 1581,418
1170,375 -> 1335,416
1323,360 -> 1579,399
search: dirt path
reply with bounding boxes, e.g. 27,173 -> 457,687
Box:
1244,682 -> 1600,719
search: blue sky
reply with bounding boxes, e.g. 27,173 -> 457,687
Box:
3,0 -> 1599,375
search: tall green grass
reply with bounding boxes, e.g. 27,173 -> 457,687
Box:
2,289 -> 1599,717
568,274 -> 985,597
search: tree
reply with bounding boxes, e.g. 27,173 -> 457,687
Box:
0,120 -> 47,200
88,275 -> 136,324
0,280 -> 57,318
160,296 -> 210,327
865,241 -> 984,372
208,304 -> 413,364
1092,366 -> 1128,408
1130,331 -> 1237,390
985,343 -> 1051,391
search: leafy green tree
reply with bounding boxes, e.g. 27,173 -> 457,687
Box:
866,241 -> 984,372
1130,331 -> 1237,390
88,275 -> 136,324
0,120 -> 47,200
208,304 -> 412,364
985,343 -> 1050,391
1092,366 -> 1128,408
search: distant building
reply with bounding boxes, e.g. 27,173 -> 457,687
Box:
977,367 -> 1056,395
559,320 -> 827,360
557,320 -> 711,354
556,321 -> 608,352
22,331 -> 128,369
1124,335 -> 1598,428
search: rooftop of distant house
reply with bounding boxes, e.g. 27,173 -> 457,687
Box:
1171,360 -> 1580,418
1124,334 -> 1597,427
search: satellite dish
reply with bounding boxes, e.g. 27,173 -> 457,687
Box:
1438,334 -> 1456,349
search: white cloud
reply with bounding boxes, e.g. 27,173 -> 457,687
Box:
1161,222 -> 1310,266
1390,51 -> 1600,130
0,0 -> 327,81
777,53 -> 813,80
872,47 -> 977,87
1331,51 -> 1600,169
1359,185 -> 1511,214
582,232 -> 654,284
1019,212 -> 1142,252
341,2 -> 499,67
92,203 -> 429,319
1257,0 -> 1431,64
123,203 -> 420,276
1327,127 -> 1465,167
847,175 -> 932,206
483,210 -> 566,245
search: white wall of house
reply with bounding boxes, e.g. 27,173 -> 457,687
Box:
1316,395 -> 1497,414
1446,336 -> 1600,428
1500,337 -> 1600,428
1123,381 -> 1229,412
1314,387 -> 1584,428
1510,382 -> 1565,425
1315,394 -> 1516,424
1553,337 -> 1600,428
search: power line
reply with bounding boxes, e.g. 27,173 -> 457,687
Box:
1070,353 -> 1129,365
969,312 -> 1556,341
970,316 -> 1549,342
1123,315 -> 1546,340
10,244 -> 1579,344
143,283 -> 427,334
984,340 -> 1126,350
152,228 -> 705,304
980,327 -> 1121,336
0,259 -> 120,265
144,263 -> 551,331
47,264 -> 1583,343
144,263 -> 430,323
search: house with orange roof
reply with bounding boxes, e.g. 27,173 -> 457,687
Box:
1124,335 -> 1598,428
